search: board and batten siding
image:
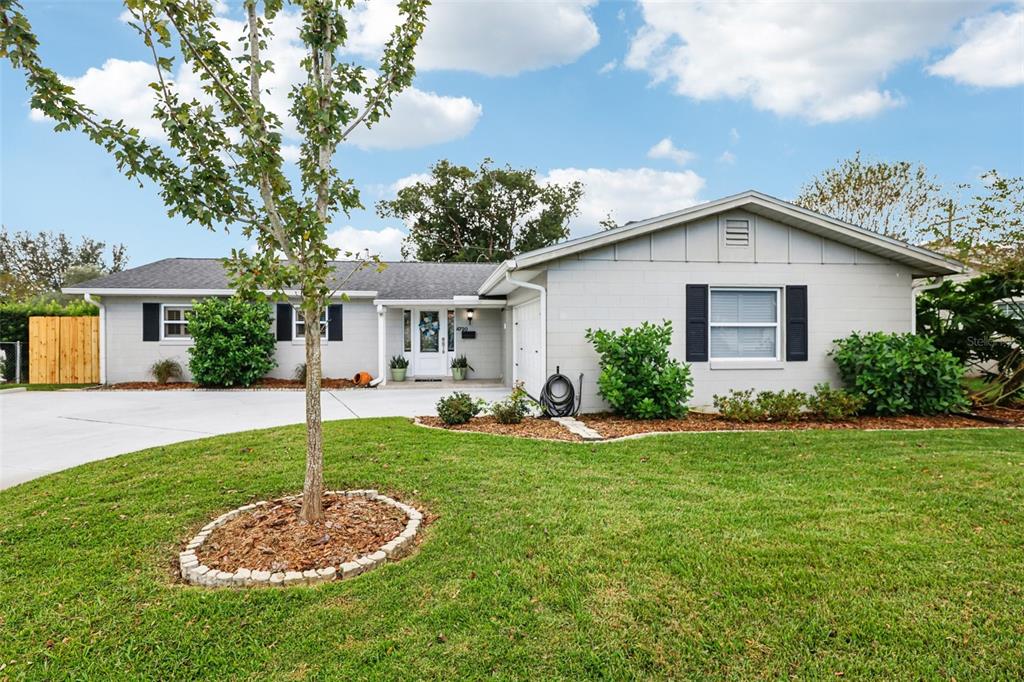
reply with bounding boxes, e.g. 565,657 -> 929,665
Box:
102,296 -> 380,383
543,211 -> 915,411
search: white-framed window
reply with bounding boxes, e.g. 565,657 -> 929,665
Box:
709,288 -> 780,360
294,306 -> 327,339
161,304 -> 192,340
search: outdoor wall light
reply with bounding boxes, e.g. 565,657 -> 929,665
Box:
466,308 -> 475,324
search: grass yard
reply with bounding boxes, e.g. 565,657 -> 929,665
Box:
1,419 -> 1022,680
0,383 -> 98,391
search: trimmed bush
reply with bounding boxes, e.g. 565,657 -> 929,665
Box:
187,298 -> 277,387
585,320 -> 693,419
756,389 -> 808,421
807,382 -> 865,421
436,391 -> 485,425
831,331 -> 968,415
713,389 -> 814,422
489,382 -> 534,424
150,358 -> 183,385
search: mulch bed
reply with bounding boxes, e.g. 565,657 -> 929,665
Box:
197,496 -> 409,573
418,416 -> 582,441
106,377 -> 362,390
418,407 -> 1024,442
580,407 -> 1024,439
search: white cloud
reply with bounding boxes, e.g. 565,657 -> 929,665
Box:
33,8 -> 482,151
646,137 -> 696,166
625,1 -> 976,122
598,59 -> 617,75
327,225 -> 407,261
344,0 -> 600,77
542,167 -> 705,235
717,150 -> 736,165
929,6 -> 1024,87
729,128 -> 740,144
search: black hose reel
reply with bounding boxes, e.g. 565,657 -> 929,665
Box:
534,366 -> 583,418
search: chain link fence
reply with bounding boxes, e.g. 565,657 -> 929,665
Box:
0,340 -> 25,384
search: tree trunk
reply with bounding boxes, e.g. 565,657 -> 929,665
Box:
299,304 -> 325,523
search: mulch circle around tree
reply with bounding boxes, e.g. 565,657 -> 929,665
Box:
107,377 -> 363,390
179,490 -> 426,588
416,406 -> 1024,442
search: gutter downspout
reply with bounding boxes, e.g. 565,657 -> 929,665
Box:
84,292 -> 106,384
504,268 -> 546,387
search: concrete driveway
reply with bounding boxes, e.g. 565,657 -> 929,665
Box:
0,385 -> 508,489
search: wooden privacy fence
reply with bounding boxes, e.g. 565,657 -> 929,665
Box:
29,316 -> 100,384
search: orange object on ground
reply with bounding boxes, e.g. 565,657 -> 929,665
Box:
353,371 -> 373,386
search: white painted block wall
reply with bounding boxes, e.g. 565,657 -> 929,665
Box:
543,212 -> 916,411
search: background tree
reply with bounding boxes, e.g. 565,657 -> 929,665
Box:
917,272 -> 1024,406
929,171 -> 1024,273
0,227 -> 127,300
377,158 -> 584,262
1,0 -> 428,522
795,150 -> 950,242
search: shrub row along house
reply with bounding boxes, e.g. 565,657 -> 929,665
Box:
64,191 -> 964,409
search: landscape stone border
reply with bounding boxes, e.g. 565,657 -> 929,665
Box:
179,490 -> 423,588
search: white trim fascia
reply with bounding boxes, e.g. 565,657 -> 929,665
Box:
494,190 -> 964,279
373,298 -> 507,307
61,287 -> 379,298
477,260 -> 515,296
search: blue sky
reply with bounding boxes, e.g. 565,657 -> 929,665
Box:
2,1 -> 1023,265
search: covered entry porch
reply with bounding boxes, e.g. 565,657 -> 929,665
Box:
374,298 -> 509,386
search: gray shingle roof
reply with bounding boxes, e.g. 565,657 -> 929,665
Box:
68,258 -> 501,300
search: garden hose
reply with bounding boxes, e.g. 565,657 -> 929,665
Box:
536,367 -> 583,418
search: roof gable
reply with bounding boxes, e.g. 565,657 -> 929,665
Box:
479,191 -> 964,294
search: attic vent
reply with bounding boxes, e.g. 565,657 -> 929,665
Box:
724,219 -> 750,247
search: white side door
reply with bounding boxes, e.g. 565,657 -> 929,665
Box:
413,309 -> 446,376
513,299 -> 543,396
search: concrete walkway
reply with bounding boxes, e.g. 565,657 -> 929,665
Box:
0,386 -> 508,490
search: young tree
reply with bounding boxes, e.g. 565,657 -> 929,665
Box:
795,150 -> 950,242
1,0 -> 428,522
0,227 -> 127,300
377,158 -> 584,261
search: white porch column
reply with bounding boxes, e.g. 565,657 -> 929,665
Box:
376,304 -> 387,385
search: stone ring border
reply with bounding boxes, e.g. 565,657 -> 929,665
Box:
179,490 -> 423,588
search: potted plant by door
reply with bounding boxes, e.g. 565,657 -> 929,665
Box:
450,355 -> 473,381
389,355 -> 409,382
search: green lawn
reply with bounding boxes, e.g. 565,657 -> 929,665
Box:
1,420 -> 1022,680
0,383 -> 98,391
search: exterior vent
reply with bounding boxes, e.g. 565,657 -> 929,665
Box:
724,219 -> 750,247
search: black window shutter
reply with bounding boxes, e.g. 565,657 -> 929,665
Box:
785,285 -> 808,361
327,304 -> 343,341
142,303 -> 160,342
685,284 -> 709,362
276,304 -> 292,342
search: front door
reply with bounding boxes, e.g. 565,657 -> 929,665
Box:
413,309 -> 446,376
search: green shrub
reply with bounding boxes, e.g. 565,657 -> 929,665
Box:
756,389 -> 808,421
187,297 -> 277,387
711,389 -> 761,422
831,331 -> 969,415
150,358 -> 183,385
293,363 -> 307,383
436,391 -> 485,425
807,382 -> 865,421
585,320 -> 693,419
489,382 -> 535,424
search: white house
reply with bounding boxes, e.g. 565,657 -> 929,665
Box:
65,191 -> 964,410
